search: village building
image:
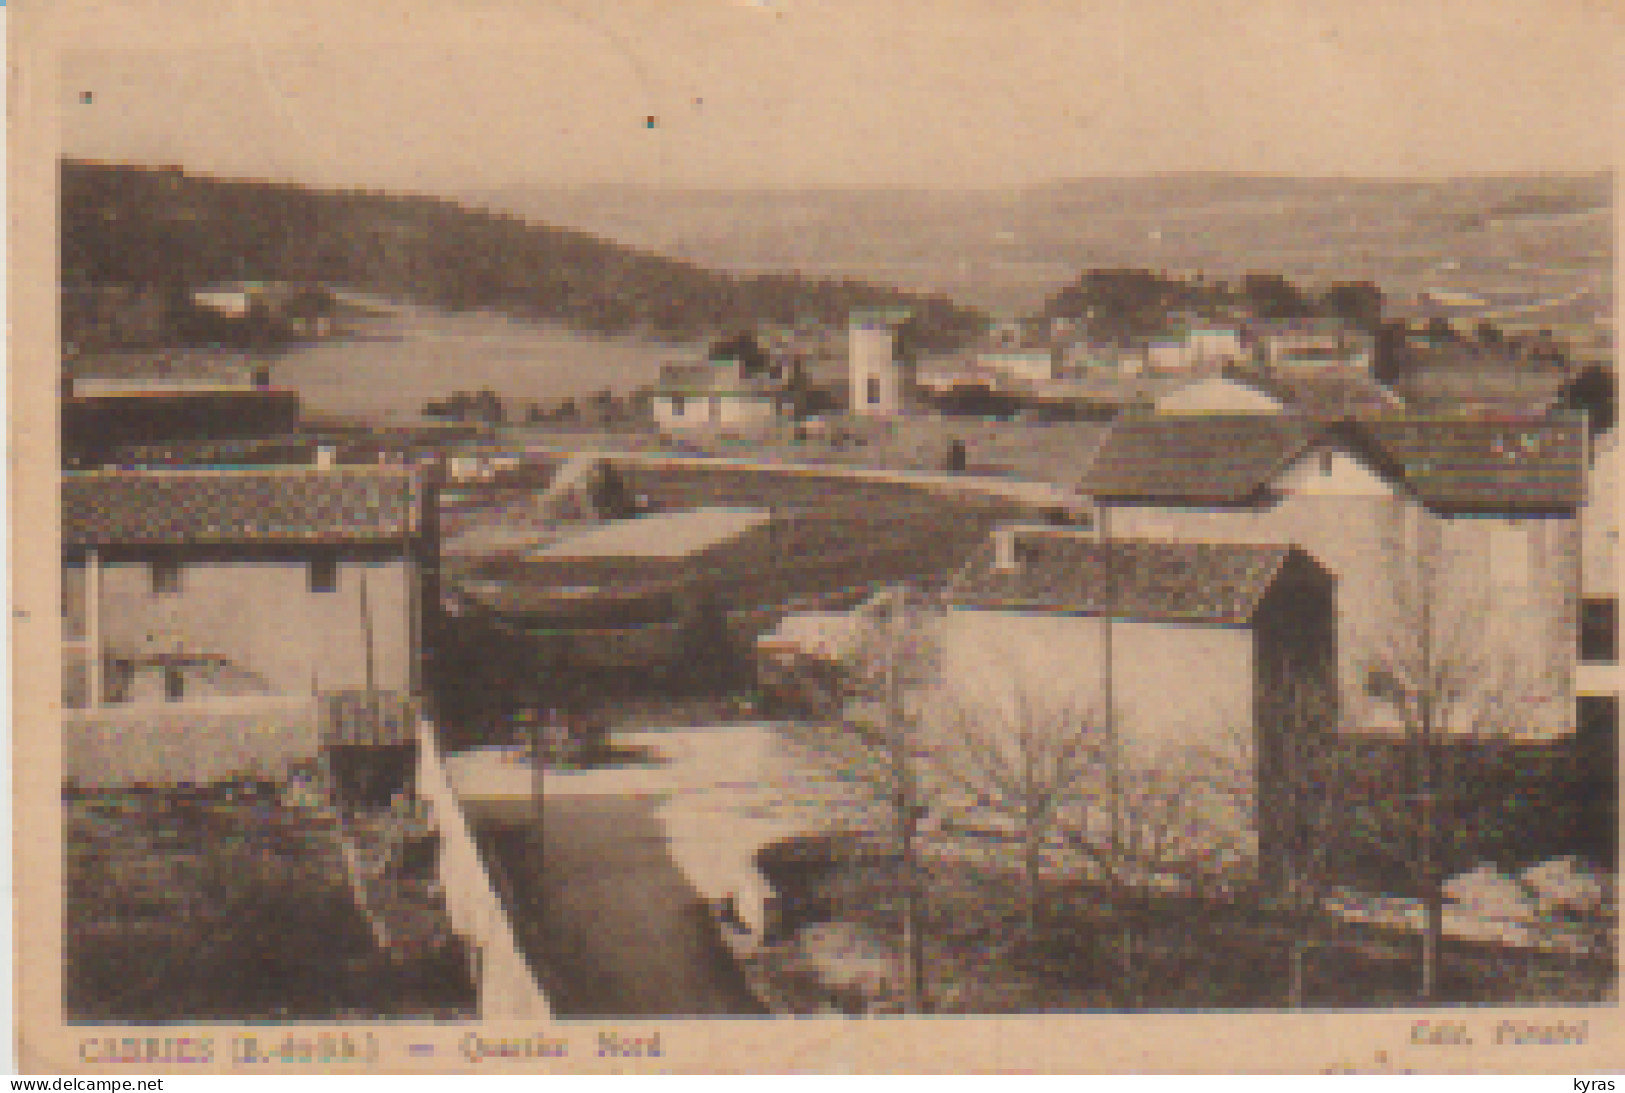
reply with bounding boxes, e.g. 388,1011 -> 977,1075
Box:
848,307 -> 916,416
650,357 -> 791,431
191,280 -> 337,337
61,464 -> 435,786
62,349 -> 300,465
977,349 -> 1058,385
1081,413 -> 1588,739
914,353 -> 999,399
1247,318 -> 1375,371
1145,335 -> 1194,373
938,531 -> 1338,873
1060,343 -> 1147,378
1185,322 -> 1249,365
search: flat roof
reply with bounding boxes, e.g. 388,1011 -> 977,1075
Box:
533,507 -> 772,560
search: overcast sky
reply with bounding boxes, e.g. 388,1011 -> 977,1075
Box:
52,0 -> 1620,192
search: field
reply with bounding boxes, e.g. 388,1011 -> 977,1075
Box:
647,415 -> 1109,487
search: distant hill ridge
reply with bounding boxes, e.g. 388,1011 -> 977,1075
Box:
60,159 -> 986,350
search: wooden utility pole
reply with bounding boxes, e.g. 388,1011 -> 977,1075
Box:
1099,502 -> 1134,999
530,704 -> 546,923
360,569 -> 377,713
1418,519 -> 1442,1001
86,548 -> 103,707
885,632 -> 928,1015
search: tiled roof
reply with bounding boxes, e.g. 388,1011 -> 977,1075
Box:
1342,416 -> 1587,513
1081,414 -> 1315,502
63,467 -> 422,546
64,348 -> 258,382
1229,365 -> 1405,419
654,360 -> 786,397
946,534 -> 1302,623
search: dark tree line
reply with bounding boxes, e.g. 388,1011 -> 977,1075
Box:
61,160 -> 986,352
1036,268 -> 1385,340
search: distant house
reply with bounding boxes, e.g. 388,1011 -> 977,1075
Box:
191,280 -> 336,336
1082,413 -> 1587,738
651,358 -> 790,431
1145,336 -> 1194,373
849,308 -> 916,416
1247,318 -> 1375,371
977,350 -> 1058,385
191,284 -> 258,320
1186,323 -> 1248,365
63,349 -> 299,465
61,465 -> 435,786
915,353 -> 999,397
1060,343 -> 1148,378
939,531 -> 1338,873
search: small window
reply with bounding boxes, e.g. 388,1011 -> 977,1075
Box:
164,666 -> 185,702
150,559 -> 182,595
309,555 -> 338,594
105,660 -> 135,705
670,394 -> 685,416
1581,598 -> 1618,664
1365,667 -> 1406,704
867,376 -> 882,405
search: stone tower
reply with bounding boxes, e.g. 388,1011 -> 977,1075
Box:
848,307 -> 914,416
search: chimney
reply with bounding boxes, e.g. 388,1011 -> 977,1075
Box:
315,444 -> 337,470
993,526 -> 1021,571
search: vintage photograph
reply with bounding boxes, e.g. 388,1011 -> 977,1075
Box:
16,0 -> 1620,1072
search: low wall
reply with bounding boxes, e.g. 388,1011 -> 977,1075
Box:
415,720 -> 552,1020
63,695 -> 319,788
658,799 -> 790,943
449,439 -> 1088,512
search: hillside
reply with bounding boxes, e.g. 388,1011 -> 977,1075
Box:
60,160 -> 986,351
469,173 -> 1613,315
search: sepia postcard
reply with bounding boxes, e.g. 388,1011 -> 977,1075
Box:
10,0 -> 1622,1075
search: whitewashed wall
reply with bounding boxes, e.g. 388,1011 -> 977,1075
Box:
1108,483 -> 1578,738
416,720 -> 552,1020
91,556 -> 414,697
934,609 -> 1255,759
63,694 -> 319,788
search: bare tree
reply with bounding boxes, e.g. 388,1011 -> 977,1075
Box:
1361,512 -> 1565,1000
1211,659 -> 1356,916
929,689 -> 1099,935
787,585 -> 943,1012
1240,670 -> 1369,1007
1059,733 -> 1256,1007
